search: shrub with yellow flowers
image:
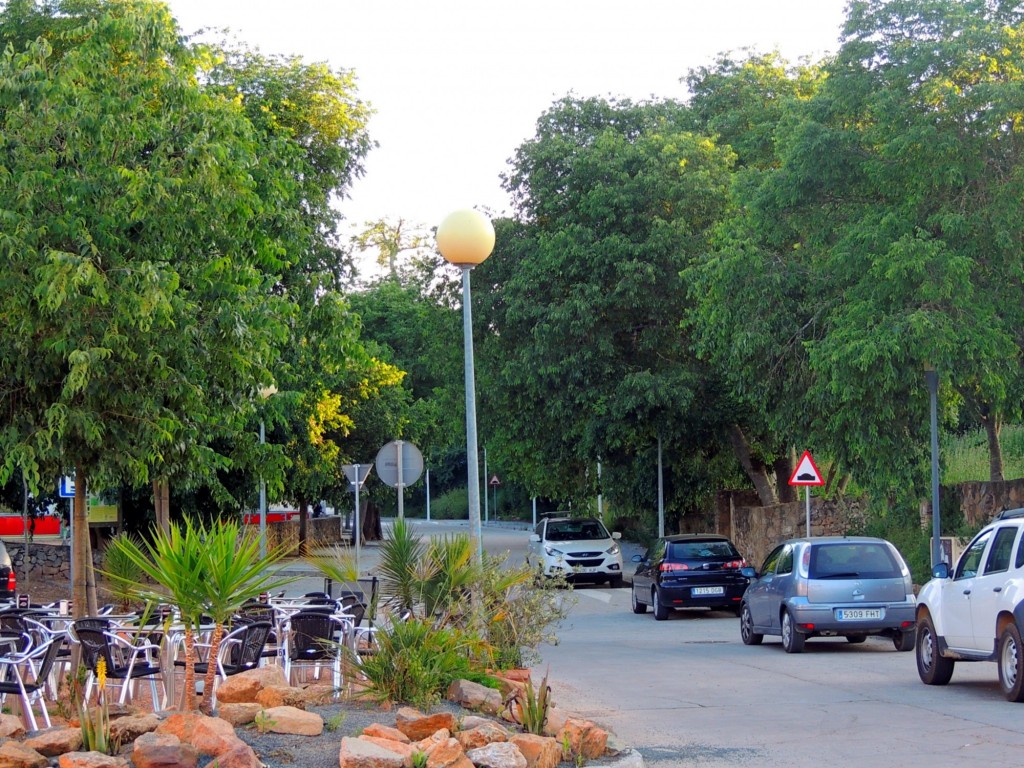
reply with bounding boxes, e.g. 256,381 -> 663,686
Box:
79,659 -> 112,754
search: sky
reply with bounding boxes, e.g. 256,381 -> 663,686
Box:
164,0 -> 851,235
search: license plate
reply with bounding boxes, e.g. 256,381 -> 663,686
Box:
692,586 -> 725,596
835,608 -> 882,621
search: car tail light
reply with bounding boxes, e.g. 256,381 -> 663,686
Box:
660,562 -> 689,571
800,623 -> 815,631
723,559 -> 748,569
7,571 -> 15,593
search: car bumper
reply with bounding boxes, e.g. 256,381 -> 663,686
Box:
787,600 -> 917,633
541,558 -> 623,581
658,583 -> 748,607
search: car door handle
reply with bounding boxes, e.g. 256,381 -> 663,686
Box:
994,587 -> 1003,593
962,589 -> 971,596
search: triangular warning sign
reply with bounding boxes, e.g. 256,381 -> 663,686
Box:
788,450 -> 824,486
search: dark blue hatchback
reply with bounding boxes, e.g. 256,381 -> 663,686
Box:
630,534 -> 749,620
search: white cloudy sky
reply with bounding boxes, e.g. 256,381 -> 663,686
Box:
164,0 -> 850,232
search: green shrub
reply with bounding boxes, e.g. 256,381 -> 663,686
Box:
355,617 -> 476,708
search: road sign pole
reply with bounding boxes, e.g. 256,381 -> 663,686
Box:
354,464 -> 361,577
397,441 -> 404,521
806,486 -> 811,537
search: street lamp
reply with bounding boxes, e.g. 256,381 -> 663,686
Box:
924,364 -> 941,568
436,209 -> 495,565
258,385 -> 278,559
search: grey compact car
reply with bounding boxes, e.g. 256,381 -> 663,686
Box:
739,536 -> 917,653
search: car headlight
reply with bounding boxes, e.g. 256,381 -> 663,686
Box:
606,543 -> 620,556
544,546 -> 564,557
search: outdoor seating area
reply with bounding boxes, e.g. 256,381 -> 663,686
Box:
0,585 -> 381,731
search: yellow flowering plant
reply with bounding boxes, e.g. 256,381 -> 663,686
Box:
79,659 -> 112,754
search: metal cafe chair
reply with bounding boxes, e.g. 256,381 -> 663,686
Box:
175,620 -> 272,710
73,625 -> 164,707
0,633 -> 66,731
285,611 -> 349,689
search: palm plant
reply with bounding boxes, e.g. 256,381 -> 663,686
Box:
101,519 -> 208,710
376,518 -> 428,615
194,518 -> 296,712
102,532 -> 147,613
101,517 -> 295,712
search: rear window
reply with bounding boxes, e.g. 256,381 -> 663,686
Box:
808,542 -> 902,580
667,540 -> 740,561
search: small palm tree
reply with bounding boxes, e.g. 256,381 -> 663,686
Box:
195,518 -> 295,712
102,517 -> 295,712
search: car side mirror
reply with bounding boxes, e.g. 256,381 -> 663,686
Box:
932,562 -> 950,579
529,533 -> 541,543
740,566 -> 757,579
612,532 -> 622,540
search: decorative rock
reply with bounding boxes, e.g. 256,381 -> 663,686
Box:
394,708 -> 457,741
155,713 -> 237,757
355,736 -> 415,762
496,669 -> 531,685
446,680 -> 502,715
0,714 -> 26,739
254,686 -> 309,709
259,706 -> 323,736
465,742 -> 527,768
0,741 -> 47,768
558,718 -> 607,760
540,706 -> 569,738
199,741 -> 260,768
361,724 -> 410,743
338,736 -> 405,768
131,732 -> 198,768
214,667 -> 288,704
508,734 -> 562,768
216,704 -> 263,727
57,751 -> 130,768
109,713 -> 161,744
454,720 -> 510,751
23,727 -> 83,757
420,737 -> 472,768
295,685 -> 337,706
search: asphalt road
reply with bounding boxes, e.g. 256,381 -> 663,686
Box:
287,518 -> 1024,767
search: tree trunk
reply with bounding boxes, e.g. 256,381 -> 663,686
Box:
72,464 -> 98,617
297,498 -> 309,557
983,412 -> 1004,482
728,424 -> 778,506
362,499 -> 383,543
774,453 -> 796,503
152,478 -> 170,533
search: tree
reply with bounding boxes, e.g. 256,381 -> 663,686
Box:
0,1 -> 290,614
483,97 -> 737,527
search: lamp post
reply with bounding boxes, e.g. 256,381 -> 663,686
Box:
258,385 -> 278,560
437,209 -> 495,566
924,364 -> 941,568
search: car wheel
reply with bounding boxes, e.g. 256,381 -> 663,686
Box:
845,635 -> 867,644
740,603 -> 763,646
998,623 -> 1024,702
609,576 -> 623,589
781,609 -> 805,653
893,628 -> 916,652
916,615 -> 954,685
652,587 -> 669,621
631,585 -> 647,614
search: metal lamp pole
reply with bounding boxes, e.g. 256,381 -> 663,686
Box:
437,209 -> 495,566
926,366 -> 941,567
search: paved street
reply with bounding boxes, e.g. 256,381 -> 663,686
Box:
280,518 -> 1024,767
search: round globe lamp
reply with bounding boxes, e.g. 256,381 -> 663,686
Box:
436,209 -> 494,564
437,209 -> 495,267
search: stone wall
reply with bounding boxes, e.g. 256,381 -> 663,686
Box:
953,478 -> 1024,528
727,496 -> 867,571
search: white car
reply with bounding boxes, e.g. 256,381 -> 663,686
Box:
526,516 -> 623,587
916,507 -> 1024,701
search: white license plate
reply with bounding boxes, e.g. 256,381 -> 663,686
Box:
835,608 -> 882,621
692,586 -> 725,596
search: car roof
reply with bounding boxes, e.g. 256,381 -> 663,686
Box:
543,517 -> 600,524
663,534 -> 731,543
781,536 -> 892,546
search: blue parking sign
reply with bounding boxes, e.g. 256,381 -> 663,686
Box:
58,476 -> 75,498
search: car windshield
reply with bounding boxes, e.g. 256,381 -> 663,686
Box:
546,521 -> 609,541
809,542 -> 902,579
668,541 -> 739,560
